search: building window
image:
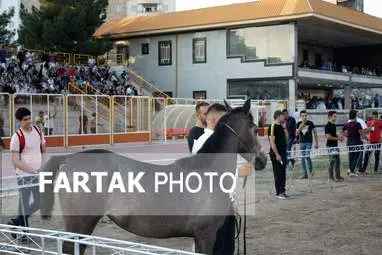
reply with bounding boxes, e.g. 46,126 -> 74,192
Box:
142,43 -> 149,55
227,24 -> 294,64
158,41 -> 172,66
141,3 -> 158,13
193,38 -> 207,64
227,79 -> 289,100
164,91 -> 173,97
193,90 -> 207,99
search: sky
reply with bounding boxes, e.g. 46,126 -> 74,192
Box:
177,0 -> 382,18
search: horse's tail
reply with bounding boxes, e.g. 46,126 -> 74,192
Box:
40,155 -> 66,220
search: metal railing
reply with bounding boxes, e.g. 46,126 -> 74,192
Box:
2,93 -> 289,146
0,224 -> 201,255
127,68 -> 171,99
12,94 -> 65,138
0,93 -> 12,138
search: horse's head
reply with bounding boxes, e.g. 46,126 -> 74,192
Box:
220,99 -> 267,171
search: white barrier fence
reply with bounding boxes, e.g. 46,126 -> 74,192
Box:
0,224 -> 201,255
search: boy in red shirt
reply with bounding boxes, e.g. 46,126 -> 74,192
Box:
363,111 -> 382,173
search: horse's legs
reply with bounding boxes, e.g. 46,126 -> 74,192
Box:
62,215 -> 101,255
194,229 -> 218,255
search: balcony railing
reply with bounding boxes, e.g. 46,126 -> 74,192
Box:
298,68 -> 382,86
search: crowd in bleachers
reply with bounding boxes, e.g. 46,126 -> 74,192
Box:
0,49 -> 142,96
299,93 -> 345,110
299,60 -> 382,77
300,92 -> 382,110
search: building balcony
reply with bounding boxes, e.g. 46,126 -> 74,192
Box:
298,68 -> 382,88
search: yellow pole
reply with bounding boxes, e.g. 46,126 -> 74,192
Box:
148,97 -> 152,143
64,95 -> 69,148
110,96 -> 113,145
10,93 -> 14,136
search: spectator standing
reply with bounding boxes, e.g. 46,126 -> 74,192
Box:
79,114 -> 88,134
362,112 -> 382,173
293,108 -> 300,122
374,94 -> 379,108
43,107 -> 57,136
269,110 -> 288,199
34,111 -> 44,130
89,112 -> 101,134
8,107 -> 45,232
296,111 -> 318,179
325,111 -> 344,182
187,102 -> 209,152
347,114 -> 368,172
0,112 -> 4,137
283,109 -> 296,167
343,110 -> 365,177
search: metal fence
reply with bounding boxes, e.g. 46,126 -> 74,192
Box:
66,95 -> 111,135
0,93 -> 11,138
113,96 -> 150,134
2,94 -> 289,146
12,94 -> 65,137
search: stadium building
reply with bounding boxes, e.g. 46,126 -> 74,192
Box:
95,0 -> 382,111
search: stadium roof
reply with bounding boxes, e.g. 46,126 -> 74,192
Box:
94,0 -> 382,38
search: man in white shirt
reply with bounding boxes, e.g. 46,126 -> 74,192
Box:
43,104 -> 57,136
192,103 -> 253,255
8,107 -> 46,230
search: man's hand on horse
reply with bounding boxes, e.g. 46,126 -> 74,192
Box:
238,162 -> 253,177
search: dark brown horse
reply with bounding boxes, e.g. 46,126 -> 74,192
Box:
40,99 -> 267,254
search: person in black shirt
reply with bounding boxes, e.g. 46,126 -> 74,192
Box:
187,102 -> 209,152
296,110 -> 318,179
283,109 -> 296,167
325,111 -> 344,182
269,110 -> 288,199
343,110 -> 366,177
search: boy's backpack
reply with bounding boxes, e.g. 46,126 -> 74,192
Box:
16,125 -> 43,154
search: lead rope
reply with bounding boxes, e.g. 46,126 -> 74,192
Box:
243,176 -> 247,255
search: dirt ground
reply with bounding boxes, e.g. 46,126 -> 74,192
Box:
2,152 -> 382,255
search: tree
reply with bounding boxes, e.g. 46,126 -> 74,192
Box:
0,7 -> 16,45
19,0 -> 113,55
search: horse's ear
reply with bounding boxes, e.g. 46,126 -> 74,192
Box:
224,100 -> 233,112
243,99 -> 251,115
